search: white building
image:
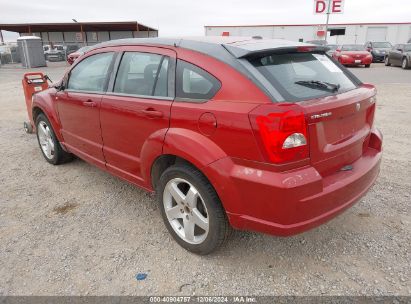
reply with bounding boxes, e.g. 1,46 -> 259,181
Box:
205,22 -> 411,45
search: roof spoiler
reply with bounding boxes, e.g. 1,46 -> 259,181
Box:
223,44 -> 328,59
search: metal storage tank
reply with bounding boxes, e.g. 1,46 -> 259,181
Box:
17,36 -> 46,68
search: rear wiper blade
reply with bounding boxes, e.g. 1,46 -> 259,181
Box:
295,80 -> 340,92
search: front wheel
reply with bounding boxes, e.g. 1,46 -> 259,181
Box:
384,56 -> 391,66
36,113 -> 73,165
402,57 -> 409,69
157,164 -> 231,255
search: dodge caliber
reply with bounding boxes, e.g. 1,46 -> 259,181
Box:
31,37 -> 382,254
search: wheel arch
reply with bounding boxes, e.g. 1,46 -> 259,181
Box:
141,128 -> 227,190
32,93 -> 64,142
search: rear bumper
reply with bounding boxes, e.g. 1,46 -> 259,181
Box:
340,57 -> 372,66
204,128 -> 382,236
372,54 -> 385,62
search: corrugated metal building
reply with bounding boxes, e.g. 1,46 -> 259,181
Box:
0,21 -> 158,47
205,22 -> 411,45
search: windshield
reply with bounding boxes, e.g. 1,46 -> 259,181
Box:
404,44 -> 411,51
373,42 -> 392,48
341,45 -> 365,51
248,52 -> 357,102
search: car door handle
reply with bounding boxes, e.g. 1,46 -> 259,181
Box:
141,108 -> 163,118
83,99 -> 96,107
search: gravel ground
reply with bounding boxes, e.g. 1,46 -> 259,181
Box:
0,62 -> 410,296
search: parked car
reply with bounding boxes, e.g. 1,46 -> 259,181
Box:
364,41 -> 392,62
65,45 -> 80,56
66,45 -> 92,65
31,37 -> 382,254
325,44 -> 338,57
384,43 -> 411,69
44,45 -> 65,61
333,44 -> 373,67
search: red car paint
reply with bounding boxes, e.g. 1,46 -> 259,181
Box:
66,52 -> 80,65
333,47 -> 373,66
66,46 -> 93,65
32,38 -> 382,237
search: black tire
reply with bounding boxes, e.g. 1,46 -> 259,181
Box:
35,113 -> 73,165
384,56 -> 391,66
402,57 -> 409,69
156,164 -> 231,255
24,121 -> 33,134
365,64 -> 371,68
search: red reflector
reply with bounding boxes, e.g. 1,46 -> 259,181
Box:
254,110 -> 309,163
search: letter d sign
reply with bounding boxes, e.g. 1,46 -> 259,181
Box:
315,0 -> 327,13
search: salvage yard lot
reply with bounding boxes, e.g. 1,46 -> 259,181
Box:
0,62 -> 410,295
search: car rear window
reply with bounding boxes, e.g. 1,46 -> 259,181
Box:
247,52 -> 357,102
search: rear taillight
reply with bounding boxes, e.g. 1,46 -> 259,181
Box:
250,105 -> 309,164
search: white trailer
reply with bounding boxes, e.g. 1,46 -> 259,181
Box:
205,22 -> 411,45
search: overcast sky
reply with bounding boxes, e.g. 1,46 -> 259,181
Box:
1,0 -> 410,41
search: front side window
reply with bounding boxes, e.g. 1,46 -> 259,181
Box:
67,52 -> 114,92
114,52 -> 169,97
248,52 -> 357,101
176,60 -> 221,101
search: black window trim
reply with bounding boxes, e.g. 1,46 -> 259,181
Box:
174,59 -> 222,103
106,50 -> 176,100
65,51 -> 117,95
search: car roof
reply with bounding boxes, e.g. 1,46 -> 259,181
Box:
93,36 -> 322,58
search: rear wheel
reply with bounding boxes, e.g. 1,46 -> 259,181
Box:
156,164 -> 230,255
384,56 -> 391,66
402,57 -> 409,69
36,113 -> 73,165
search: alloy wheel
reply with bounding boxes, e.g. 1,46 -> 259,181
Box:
163,178 -> 209,244
402,58 -> 407,69
37,121 -> 55,160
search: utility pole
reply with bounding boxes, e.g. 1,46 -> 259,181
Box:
324,0 -> 331,42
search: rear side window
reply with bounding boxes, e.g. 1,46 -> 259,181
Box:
176,60 -> 221,101
114,52 -> 169,97
248,52 -> 357,101
67,52 -> 114,92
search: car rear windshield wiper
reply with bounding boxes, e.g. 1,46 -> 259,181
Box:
295,80 -> 340,92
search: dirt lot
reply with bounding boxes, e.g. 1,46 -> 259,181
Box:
0,62 -> 410,296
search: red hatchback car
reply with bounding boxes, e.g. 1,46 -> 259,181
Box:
332,44 -> 373,67
31,37 -> 382,254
